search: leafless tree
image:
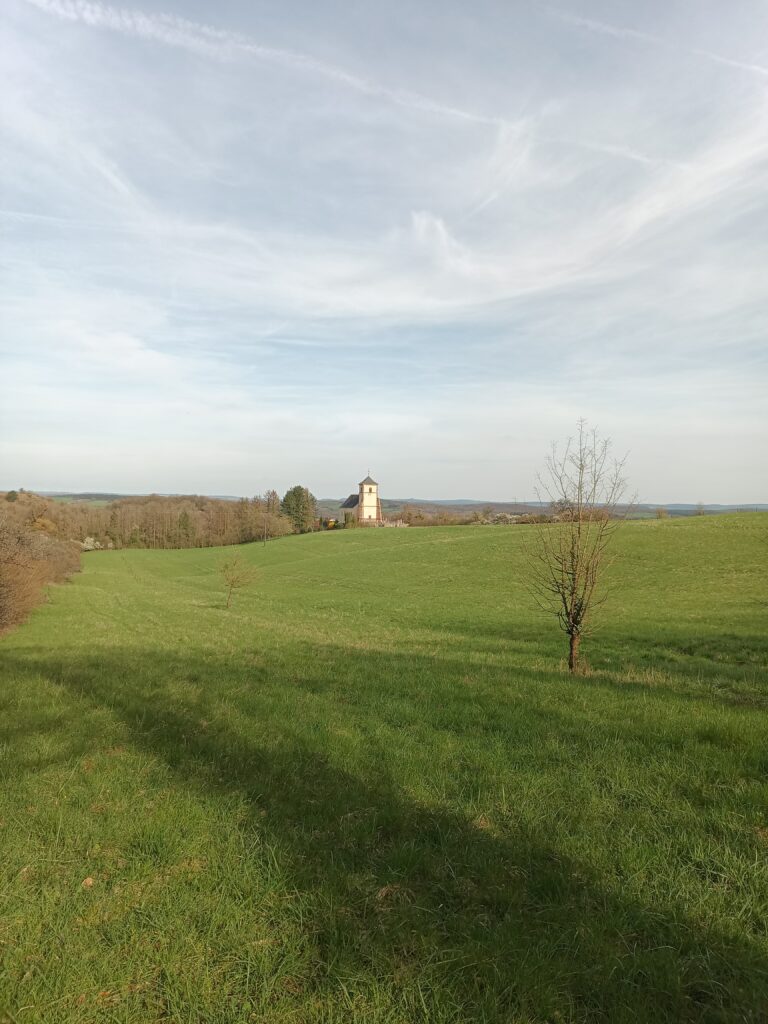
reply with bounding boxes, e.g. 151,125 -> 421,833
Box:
0,510 -> 80,631
219,553 -> 257,609
3,492 -> 293,551
528,421 -> 630,673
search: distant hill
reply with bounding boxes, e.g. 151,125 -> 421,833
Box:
23,492 -> 768,517
42,492 -> 128,502
319,498 -> 768,519
662,503 -> 768,511
40,491 -> 244,503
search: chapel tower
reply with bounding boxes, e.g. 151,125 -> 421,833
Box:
357,474 -> 382,525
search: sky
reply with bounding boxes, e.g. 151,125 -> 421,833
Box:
1,0 -> 767,502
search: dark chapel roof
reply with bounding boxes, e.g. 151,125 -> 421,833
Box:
359,475 -> 378,485
340,494 -> 360,509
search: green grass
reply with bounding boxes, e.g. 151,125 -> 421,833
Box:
1,515 -> 767,1023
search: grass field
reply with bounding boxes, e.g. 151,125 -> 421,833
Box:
1,516 -> 767,1023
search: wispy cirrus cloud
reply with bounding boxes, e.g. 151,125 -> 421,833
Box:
2,0 -> 767,499
543,4 -> 768,78
21,0 -> 509,127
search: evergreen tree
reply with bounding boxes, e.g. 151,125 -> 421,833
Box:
281,485 -> 317,533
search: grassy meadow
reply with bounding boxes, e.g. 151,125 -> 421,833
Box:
1,515 -> 767,1023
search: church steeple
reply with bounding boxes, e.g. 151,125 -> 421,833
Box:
357,473 -> 382,524
340,473 -> 383,525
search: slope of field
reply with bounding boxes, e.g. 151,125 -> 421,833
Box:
1,516 -> 767,1023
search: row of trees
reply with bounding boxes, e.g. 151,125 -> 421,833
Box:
400,505 -> 475,526
1,489 -> 326,551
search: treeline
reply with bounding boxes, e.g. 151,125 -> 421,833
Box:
399,505 -> 549,526
1,491 -> 298,550
0,487 -> 326,552
0,502 -> 80,631
398,497 -> 615,527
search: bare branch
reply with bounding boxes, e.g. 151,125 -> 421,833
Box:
219,553 -> 257,609
526,421 -> 629,673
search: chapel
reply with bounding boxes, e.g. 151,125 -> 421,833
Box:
340,474 -> 383,525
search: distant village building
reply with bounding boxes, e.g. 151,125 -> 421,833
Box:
341,474 -> 383,526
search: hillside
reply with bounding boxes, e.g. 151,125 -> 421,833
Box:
1,516 -> 767,1022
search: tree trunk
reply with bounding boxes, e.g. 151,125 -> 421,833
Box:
568,633 -> 580,673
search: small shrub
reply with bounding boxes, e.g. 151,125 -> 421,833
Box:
219,553 -> 257,609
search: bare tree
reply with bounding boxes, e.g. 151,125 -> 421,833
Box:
0,510 -> 80,631
528,421 -> 630,673
219,553 -> 257,609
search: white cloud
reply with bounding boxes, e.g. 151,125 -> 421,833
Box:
21,0 -> 509,127
544,5 -> 768,78
2,0 -> 767,500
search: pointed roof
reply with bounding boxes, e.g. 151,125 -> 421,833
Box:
360,475 -> 378,486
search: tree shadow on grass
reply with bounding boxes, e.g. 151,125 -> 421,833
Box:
2,645 -> 768,1022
